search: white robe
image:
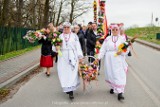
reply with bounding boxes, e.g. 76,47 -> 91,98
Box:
120,34 -> 127,41
56,32 -> 83,92
98,35 -> 129,93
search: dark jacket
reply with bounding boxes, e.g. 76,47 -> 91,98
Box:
86,29 -> 96,52
77,31 -> 85,53
84,28 -> 90,39
38,35 -> 52,56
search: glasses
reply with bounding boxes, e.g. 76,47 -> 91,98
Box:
112,29 -> 118,31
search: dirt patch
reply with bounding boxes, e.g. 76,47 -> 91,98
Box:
0,66 -> 43,104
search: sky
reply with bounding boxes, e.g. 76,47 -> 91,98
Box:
78,0 -> 160,28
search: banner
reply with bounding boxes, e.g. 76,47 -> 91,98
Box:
93,0 -> 97,23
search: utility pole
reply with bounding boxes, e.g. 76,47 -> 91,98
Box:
151,13 -> 153,26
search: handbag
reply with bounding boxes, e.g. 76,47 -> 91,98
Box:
51,51 -> 57,57
128,51 -> 132,56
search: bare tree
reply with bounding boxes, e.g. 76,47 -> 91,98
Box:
0,0 -> 10,26
0,0 -> 3,21
0,0 -> 92,28
69,0 -> 91,24
55,0 -> 67,26
49,0 -> 56,25
43,0 -> 50,27
37,0 -> 44,28
15,0 -> 24,27
31,0 -> 36,28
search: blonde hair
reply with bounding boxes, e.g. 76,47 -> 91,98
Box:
47,23 -> 55,32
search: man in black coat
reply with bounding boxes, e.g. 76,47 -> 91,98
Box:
84,22 -> 93,39
86,22 -> 97,62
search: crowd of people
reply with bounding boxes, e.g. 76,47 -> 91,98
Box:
38,21 -> 130,101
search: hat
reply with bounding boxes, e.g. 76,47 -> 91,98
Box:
63,22 -> 71,27
110,24 -> 119,30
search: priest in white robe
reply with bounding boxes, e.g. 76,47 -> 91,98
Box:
97,24 -> 129,101
55,22 -> 83,100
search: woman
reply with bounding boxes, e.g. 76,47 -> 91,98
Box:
74,25 -> 85,55
97,24 -> 129,101
55,22 -> 83,100
120,26 -> 132,56
38,23 -> 55,76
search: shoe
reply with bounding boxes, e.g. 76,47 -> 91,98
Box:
110,89 -> 114,94
66,92 -> 69,94
45,72 -> 50,77
47,73 -> 50,77
69,91 -> 74,100
118,93 -> 124,101
69,94 -> 74,100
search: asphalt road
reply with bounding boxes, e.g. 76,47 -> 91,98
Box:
1,42 -> 160,107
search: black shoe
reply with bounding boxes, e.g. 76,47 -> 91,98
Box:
46,72 -> 50,77
66,92 -> 69,94
118,93 -> 124,101
110,89 -> 114,94
69,91 -> 74,100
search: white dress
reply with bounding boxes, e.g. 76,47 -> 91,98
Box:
56,32 -> 83,92
98,35 -> 129,93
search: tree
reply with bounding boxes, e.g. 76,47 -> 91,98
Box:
0,0 -> 92,28
69,0 -> 91,24
43,0 -> 50,27
55,0 -> 67,26
16,0 -> 24,27
0,0 -> 10,26
0,0 -> 3,21
49,0 -> 56,25
37,0 -> 44,28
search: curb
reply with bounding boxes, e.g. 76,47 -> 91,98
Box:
128,37 -> 160,51
0,63 -> 40,89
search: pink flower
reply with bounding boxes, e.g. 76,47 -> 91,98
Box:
53,33 -> 57,37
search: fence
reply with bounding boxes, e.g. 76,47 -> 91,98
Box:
0,27 -> 38,55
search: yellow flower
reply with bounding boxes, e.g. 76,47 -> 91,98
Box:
52,39 -> 56,42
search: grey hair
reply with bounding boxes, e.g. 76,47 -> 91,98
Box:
63,22 -> 71,27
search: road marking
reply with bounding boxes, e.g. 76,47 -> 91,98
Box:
129,64 -> 160,107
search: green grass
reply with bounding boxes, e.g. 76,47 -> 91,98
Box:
125,27 -> 160,45
0,45 -> 40,61
0,88 -> 10,100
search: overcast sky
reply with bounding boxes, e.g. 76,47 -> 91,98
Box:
78,0 -> 160,28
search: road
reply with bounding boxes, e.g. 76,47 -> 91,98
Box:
1,42 -> 160,107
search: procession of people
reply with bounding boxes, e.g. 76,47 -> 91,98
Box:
25,20 -> 132,101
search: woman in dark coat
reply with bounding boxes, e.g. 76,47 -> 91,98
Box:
38,24 -> 56,76
73,25 -> 85,55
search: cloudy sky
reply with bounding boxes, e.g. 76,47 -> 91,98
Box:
79,0 -> 160,28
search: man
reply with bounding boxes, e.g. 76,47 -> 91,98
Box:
119,26 -> 132,56
86,22 -> 97,62
84,22 -> 93,39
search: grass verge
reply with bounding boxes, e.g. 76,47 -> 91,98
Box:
0,45 -> 40,61
126,27 -> 160,45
